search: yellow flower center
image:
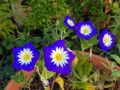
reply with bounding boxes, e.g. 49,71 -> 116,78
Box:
54,52 -> 63,62
83,28 -> 88,34
103,37 -> 109,43
23,53 -> 31,61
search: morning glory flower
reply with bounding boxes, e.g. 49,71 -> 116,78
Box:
64,15 -> 76,30
99,29 -> 114,51
44,40 -> 75,75
12,42 -> 40,71
76,20 -> 97,40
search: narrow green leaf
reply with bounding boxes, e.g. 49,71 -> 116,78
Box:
112,70 -> 120,77
111,54 -> 120,65
72,68 -> 81,80
117,43 -> 120,53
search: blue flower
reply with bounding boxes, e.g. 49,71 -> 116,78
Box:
64,15 -> 76,30
12,42 -> 40,71
99,29 -> 114,51
76,20 -> 97,40
44,40 -> 75,75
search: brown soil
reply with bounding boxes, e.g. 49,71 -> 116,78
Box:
21,73 -> 72,90
30,73 -> 44,90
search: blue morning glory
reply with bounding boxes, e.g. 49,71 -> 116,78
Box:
64,15 -> 76,30
44,40 -> 75,75
99,29 -> 114,51
76,20 -> 97,40
12,42 -> 40,71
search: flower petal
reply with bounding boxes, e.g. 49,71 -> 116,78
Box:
99,28 -> 114,51
44,40 -> 75,75
64,15 -> 76,30
76,20 -> 97,40
12,42 -> 40,71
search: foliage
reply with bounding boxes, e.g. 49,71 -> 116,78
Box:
72,53 -> 93,90
0,1 -> 16,38
110,43 -> 120,80
42,19 -> 72,45
11,71 -> 26,83
110,8 -> 120,42
0,33 -> 42,89
0,35 -> 16,89
24,0 -> 69,30
80,36 -> 98,51
68,0 -> 106,30
0,0 -> 120,89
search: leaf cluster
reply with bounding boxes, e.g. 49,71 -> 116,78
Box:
72,53 -> 93,90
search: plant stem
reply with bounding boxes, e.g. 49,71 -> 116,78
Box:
94,83 -> 115,89
2,51 -> 8,61
50,73 -> 57,90
103,83 -> 115,88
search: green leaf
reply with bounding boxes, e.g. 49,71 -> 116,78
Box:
15,40 -> 25,47
6,44 -> 14,50
0,62 -> 2,69
0,70 -> 4,80
3,66 -> 15,77
72,53 -> 93,81
87,63 -> 93,75
32,36 -> 41,44
78,63 -> 84,78
41,67 -> 54,80
0,48 -> 2,55
111,54 -> 120,65
112,2 -> 119,14
11,71 -> 26,83
72,68 -> 81,80
84,60 -> 93,76
2,39 -> 8,47
81,36 -> 98,51
117,43 -> 120,53
72,81 -> 89,89
112,70 -> 120,78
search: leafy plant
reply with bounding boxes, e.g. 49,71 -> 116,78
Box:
80,36 -> 98,51
0,34 -> 16,89
68,0 -> 106,30
11,71 -> 26,83
24,0 -> 69,30
71,53 -> 93,90
110,43 -> 120,80
110,2 -> 120,42
41,19 -> 72,45
0,0 -> 120,90
0,1 -> 16,38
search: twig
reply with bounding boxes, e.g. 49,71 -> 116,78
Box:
50,73 -> 57,90
2,51 -> 8,61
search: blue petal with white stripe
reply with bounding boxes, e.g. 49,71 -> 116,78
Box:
76,20 -> 97,40
64,15 -> 76,30
99,29 -> 114,51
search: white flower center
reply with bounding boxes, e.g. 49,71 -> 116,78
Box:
67,19 -> 74,26
103,34 -> 112,47
50,47 -> 69,67
17,48 -> 34,65
80,25 -> 92,35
